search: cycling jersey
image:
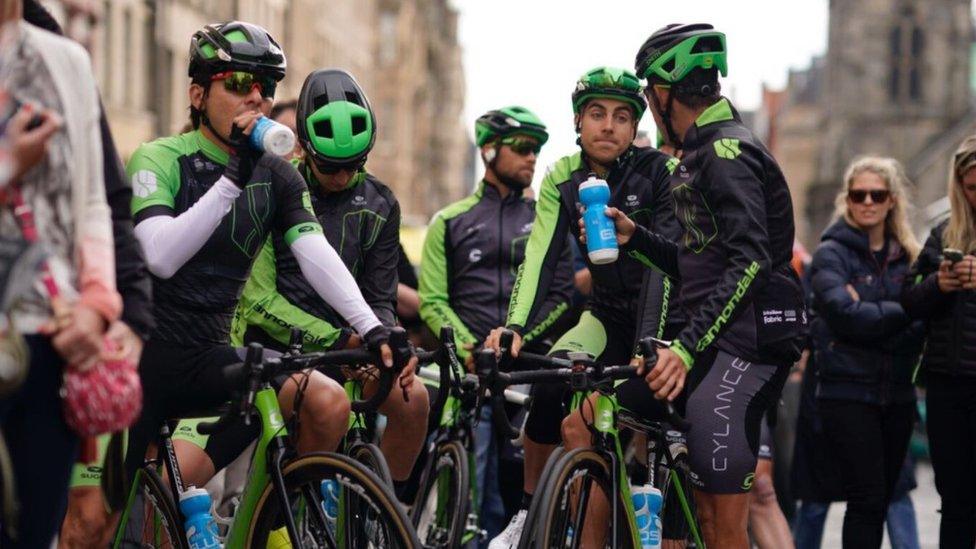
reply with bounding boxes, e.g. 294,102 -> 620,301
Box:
232,164 -> 400,351
127,130 -> 323,346
626,98 -> 805,368
419,182 -> 574,359
506,146 -> 682,350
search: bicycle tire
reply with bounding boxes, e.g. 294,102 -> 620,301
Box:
534,448 -> 637,549
112,467 -> 186,549
410,440 -> 469,548
349,441 -> 393,487
249,452 -> 419,548
516,445 -> 565,549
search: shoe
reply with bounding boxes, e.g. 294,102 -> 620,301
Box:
488,509 -> 527,549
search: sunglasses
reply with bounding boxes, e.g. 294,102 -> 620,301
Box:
848,189 -> 891,204
313,157 -> 365,175
501,136 -> 541,156
211,71 -> 277,99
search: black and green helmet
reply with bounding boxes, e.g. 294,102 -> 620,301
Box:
475,106 -> 548,147
296,69 -> 376,167
635,23 -> 727,83
188,21 -> 286,81
571,67 -> 646,120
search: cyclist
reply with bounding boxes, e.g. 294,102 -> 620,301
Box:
123,21 -> 412,490
593,23 -> 805,548
483,67 -> 681,548
231,68 -> 428,502
418,106 -> 574,540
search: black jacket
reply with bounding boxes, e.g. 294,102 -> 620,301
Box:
810,220 -> 923,404
901,220 -> 976,378
626,98 -> 805,367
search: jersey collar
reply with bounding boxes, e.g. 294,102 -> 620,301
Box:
683,97 -> 739,150
194,129 -> 230,166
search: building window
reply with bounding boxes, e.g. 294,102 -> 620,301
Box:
889,7 -> 924,103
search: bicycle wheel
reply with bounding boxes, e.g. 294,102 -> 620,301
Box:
517,445 -> 565,549
249,452 -> 418,548
112,467 -> 186,549
349,441 -> 393,486
410,440 -> 469,548
534,448 -> 637,549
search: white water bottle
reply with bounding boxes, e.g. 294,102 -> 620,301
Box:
250,116 -> 296,157
632,484 -> 663,548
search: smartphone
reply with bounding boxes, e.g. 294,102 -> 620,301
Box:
944,248 -> 964,265
0,98 -> 43,135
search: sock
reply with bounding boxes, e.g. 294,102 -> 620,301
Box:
521,491 -> 533,511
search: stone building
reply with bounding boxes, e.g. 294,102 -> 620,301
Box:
760,0 -> 975,248
40,0 -> 469,221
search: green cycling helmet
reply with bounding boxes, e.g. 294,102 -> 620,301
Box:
188,21 -> 286,81
296,69 -> 376,167
475,106 -> 548,147
571,67 -> 646,120
635,23 -> 727,83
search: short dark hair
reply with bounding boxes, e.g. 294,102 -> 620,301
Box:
651,67 -> 722,110
270,99 -> 298,121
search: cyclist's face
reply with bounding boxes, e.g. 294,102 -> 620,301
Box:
309,159 -> 358,192
846,171 -> 893,231
490,136 -> 539,187
577,98 -> 636,165
191,78 -> 272,139
961,168 -> 976,210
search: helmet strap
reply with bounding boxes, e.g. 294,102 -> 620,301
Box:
651,85 -> 682,149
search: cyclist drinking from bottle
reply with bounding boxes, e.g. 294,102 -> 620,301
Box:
231,68 -> 428,502
123,21 -> 413,490
591,23 -> 805,548
484,66 -> 681,549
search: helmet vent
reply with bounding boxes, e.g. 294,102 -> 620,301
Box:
313,95 -> 330,111
692,36 -> 722,53
345,91 -> 361,106
351,115 -> 367,135
661,58 -> 676,74
313,120 -> 334,139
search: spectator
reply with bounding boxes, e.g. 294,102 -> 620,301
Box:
0,3 -> 122,546
902,135 -> 976,548
809,156 -> 923,549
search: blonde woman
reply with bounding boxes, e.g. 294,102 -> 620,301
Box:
902,136 -> 976,549
809,156 -> 924,549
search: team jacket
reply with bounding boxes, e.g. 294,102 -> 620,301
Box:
419,182 -> 574,359
626,98 -> 806,367
127,130 -> 321,347
232,165 -> 400,351
505,146 -> 682,351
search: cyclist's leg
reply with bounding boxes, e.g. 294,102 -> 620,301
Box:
748,419 -> 794,549
60,434 -> 115,549
372,370 -> 429,487
684,349 -> 788,549
277,368 -> 350,455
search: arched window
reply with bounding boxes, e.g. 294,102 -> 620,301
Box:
889,6 -> 924,103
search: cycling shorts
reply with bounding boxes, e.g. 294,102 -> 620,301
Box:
684,350 -> 787,494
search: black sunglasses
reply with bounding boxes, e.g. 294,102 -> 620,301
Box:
313,157 -> 366,175
501,136 -> 542,156
848,189 -> 891,204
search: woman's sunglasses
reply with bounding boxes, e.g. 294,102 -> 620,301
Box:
500,136 -> 542,156
211,71 -> 277,99
847,189 -> 890,204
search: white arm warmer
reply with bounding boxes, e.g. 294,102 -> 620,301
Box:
289,233 -> 382,337
133,176 -> 242,279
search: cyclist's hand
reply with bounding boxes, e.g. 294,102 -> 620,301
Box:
225,111 -> 263,186
645,347 -> 686,402
399,355 -> 418,387
463,343 -> 476,373
103,321 -> 144,365
631,355 -> 645,376
577,206 -> 637,247
345,333 -> 363,349
937,260 -> 962,293
483,327 -> 522,358
953,255 -> 976,290
378,343 -> 394,368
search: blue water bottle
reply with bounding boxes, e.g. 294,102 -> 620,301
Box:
321,479 -> 340,529
579,174 -> 619,264
632,484 -> 663,548
249,116 -> 296,157
179,487 -> 220,549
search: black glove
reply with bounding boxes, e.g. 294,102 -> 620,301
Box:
364,325 -> 413,370
224,122 -> 261,187
363,325 -> 392,354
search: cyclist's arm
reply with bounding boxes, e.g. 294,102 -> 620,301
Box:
506,169 -> 571,334
358,199 -> 401,327
274,168 -> 382,338
523,234 -> 574,344
623,225 -> 680,279
234,236 -> 348,350
418,213 -> 478,358
671,151 -> 770,369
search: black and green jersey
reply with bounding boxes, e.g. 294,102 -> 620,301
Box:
232,164 -> 400,351
506,146 -> 681,349
419,182 -> 574,360
127,130 -> 321,346
626,98 -> 806,367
